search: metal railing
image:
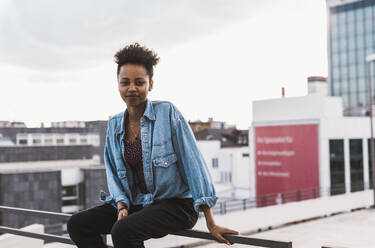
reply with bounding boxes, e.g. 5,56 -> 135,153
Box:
0,205 -> 293,248
206,184 -> 366,217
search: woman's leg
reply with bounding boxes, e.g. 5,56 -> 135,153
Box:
111,198 -> 198,248
67,203 -> 117,248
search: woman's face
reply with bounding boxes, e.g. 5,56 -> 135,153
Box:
118,64 -> 153,108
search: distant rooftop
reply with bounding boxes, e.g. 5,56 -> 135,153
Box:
0,159 -> 104,173
326,0 -> 362,8
307,76 -> 326,83
194,128 -> 248,147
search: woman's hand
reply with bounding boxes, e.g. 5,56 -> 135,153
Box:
201,205 -> 239,245
117,208 -> 128,220
208,224 -> 239,245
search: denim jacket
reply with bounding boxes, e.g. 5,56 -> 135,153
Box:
99,99 -> 217,212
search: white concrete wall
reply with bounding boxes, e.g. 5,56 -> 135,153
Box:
253,95 -> 343,123
308,81 -> 328,96
197,140 -> 251,199
219,147 -> 251,198
196,140 -> 221,183
61,168 -> 84,186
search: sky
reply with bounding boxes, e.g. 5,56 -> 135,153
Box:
0,0 -> 328,129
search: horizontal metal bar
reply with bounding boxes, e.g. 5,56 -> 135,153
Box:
0,226 -> 74,245
0,226 -> 114,248
0,205 -> 292,247
171,229 -> 292,248
0,206 -> 70,221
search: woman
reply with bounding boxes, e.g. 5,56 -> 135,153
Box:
67,43 -> 238,248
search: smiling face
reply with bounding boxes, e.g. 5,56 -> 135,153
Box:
118,64 -> 153,108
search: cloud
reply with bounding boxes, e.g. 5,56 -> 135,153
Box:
0,0 -> 260,72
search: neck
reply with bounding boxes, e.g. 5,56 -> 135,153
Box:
127,101 -> 147,121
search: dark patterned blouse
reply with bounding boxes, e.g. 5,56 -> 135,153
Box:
124,138 -> 149,194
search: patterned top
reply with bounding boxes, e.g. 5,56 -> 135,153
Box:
124,138 -> 148,194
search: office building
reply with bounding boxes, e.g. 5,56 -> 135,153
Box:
327,0 -> 375,115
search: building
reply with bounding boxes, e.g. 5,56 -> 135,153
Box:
0,160 -> 108,234
250,92 -> 374,202
189,118 -> 236,132
194,126 -> 250,199
327,0 -> 375,116
194,128 -> 249,147
308,76 -> 328,96
0,121 -> 26,128
0,120 -> 107,163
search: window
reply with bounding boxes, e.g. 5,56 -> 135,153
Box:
331,39 -> 339,54
358,91 -> 367,106
358,77 -> 366,92
33,139 -> 42,145
339,38 -> 347,52
19,139 -> 27,145
62,199 -> 79,206
365,33 -> 373,48
368,139 -> 374,189
220,171 -> 232,183
329,139 -> 345,195
349,91 -> 358,107
364,6 -> 372,21
212,158 -> 219,168
62,184 -> 85,208
356,21 -> 364,35
69,138 -> 77,144
355,7 -> 364,21
350,139 -> 364,192
62,185 -> 77,197
56,139 -> 64,144
349,64 -> 356,79
44,139 -> 53,145
80,138 -> 88,144
356,35 -> 364,49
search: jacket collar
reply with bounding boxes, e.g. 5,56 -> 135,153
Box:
117,99 -> 155,135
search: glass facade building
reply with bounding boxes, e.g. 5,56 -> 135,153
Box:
327,0 -> 375,114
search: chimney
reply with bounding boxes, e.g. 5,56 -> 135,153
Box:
307,76 -> 327,96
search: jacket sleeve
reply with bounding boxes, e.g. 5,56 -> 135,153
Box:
170,104 -> 218,212
103,120 -> 130,210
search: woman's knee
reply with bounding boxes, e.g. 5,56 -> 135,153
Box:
67,212 -> 85,235
111,219 -> 134,242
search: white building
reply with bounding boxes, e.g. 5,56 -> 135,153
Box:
196,140 -> 251,199
250,93 -> 374,199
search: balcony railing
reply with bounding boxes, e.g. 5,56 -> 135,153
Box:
206,184 -> 363,217
0,205 -> 293,248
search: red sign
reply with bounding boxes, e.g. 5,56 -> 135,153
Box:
255,124 -> 319,206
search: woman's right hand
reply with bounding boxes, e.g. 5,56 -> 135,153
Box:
117,208 -> 128,220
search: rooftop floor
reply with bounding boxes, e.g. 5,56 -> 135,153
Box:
203,207 -> 375,248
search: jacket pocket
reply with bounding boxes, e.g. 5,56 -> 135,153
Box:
153,153 -> 178,168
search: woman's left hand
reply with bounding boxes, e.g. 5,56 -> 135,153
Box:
208,224 -> 239,245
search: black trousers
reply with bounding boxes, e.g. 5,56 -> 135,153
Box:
67,198 -> 198,248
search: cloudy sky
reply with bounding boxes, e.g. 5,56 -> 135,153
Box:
0,0 -> 328,129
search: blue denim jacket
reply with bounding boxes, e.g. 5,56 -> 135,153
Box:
99,99 -> 217,212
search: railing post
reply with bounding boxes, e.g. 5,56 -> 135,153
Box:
243,199 -> 247,210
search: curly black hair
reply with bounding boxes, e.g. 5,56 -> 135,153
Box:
114,43 -> 160,80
